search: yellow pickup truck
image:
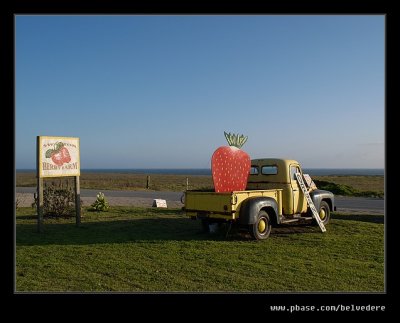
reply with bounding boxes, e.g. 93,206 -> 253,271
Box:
183,158 -> 335,240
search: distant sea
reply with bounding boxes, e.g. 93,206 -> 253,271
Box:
16,168 -> 384,176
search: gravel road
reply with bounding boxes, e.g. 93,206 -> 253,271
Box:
16,187 -> 384,214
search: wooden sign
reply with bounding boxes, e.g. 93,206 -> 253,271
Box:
37,136 -> 80,178
152,199 -> 167,208
36,136 -> 81,232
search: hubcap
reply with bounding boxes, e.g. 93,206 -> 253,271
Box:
258,218 -> 266,233
319,208 -> 326,220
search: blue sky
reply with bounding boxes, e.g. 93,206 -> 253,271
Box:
16,15 -> 384,169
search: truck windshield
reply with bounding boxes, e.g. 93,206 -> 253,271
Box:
290,165 -> 301,180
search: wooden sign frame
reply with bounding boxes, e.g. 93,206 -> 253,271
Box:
36,136 -> 81,232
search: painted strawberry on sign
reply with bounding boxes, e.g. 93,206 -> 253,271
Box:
60,146 -> 71,163
45,142 -> 71,166
211,132 -> 251,193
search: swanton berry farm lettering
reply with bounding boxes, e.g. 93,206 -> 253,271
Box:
42,162 -> 78,171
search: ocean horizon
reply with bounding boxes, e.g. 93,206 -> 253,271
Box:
16,168 -> 384,176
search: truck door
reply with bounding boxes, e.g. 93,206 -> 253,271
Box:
289,165 -> 307,214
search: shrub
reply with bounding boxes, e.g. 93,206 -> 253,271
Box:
31,180 -> 83,217
313,180 -> 356,196
91,192 -> 109,212
31,185 -> 76,217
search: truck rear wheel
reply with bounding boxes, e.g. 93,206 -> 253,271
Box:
250,210 -> 272,240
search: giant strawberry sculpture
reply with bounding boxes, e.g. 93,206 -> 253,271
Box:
211,132 -> 251,193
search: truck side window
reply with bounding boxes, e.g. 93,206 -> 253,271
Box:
250,166 -> 259,175
261,166 -> 278,175
290,166 -> 300,180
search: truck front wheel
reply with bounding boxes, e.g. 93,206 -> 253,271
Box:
250,210 -> 272,240
318,201 -> 331,225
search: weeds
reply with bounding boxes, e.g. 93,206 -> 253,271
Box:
31,180 -> 82,218
90,192 -> 109,212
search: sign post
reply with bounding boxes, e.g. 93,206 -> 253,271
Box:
36,136 -> 81,232
36,137 -> 44,232
74,175 -> 81,226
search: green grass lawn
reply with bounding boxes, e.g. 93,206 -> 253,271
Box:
15,207 -> 384,292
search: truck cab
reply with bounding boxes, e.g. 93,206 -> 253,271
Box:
247,158 -> 335,219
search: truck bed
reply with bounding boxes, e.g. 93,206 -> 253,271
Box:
184,189 -> 282,221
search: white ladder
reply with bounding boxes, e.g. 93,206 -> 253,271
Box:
295,172 -> 326,232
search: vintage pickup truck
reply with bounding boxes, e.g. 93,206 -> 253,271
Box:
183,158 -> 335,240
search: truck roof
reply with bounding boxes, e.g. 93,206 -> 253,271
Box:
251,158 -> 300,169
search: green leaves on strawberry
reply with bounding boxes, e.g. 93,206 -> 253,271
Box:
45,149 -> 54,158
54,141 -> 64,151
45,142 -> 71,166
211,132 -> 251,193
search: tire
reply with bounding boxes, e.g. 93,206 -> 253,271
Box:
317,201 -> 330,225
250,210 -> 272,240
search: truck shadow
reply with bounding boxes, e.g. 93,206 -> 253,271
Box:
16,217 -> 235,246
271,223 -> 322,236
17,216 -> 327,246
17,212 -> 384,246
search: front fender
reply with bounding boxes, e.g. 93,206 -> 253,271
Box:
239,197 -> 279,225
310,190 -> 335,211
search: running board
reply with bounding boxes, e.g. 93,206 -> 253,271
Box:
281,216 -> 313,224
281,218 -> 301,223
295,172 -> 326,233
